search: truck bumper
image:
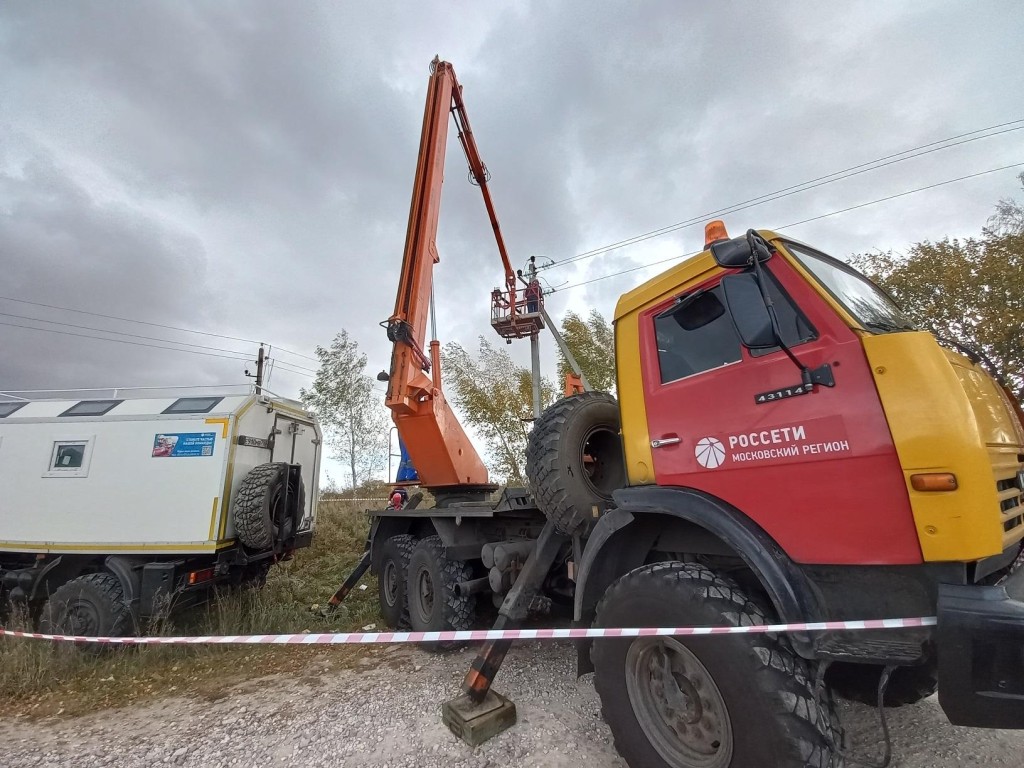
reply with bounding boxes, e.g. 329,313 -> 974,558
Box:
938,565 -> 1024,728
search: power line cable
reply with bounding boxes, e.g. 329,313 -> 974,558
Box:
267,361 -> 316,378
0,319 -> 255,363
554,161 -> 1024,293
0,294 -> 319,363
0,310 -> 257,358
541,120 -> 1024,271
0,309 -> 326,373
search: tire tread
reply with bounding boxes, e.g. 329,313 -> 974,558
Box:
592,562 -> 843,768
526,391 -> 619,535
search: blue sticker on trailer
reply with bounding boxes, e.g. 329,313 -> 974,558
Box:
152,432 -> 216,457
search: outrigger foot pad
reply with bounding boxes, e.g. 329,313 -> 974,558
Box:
442,690 -> 517,746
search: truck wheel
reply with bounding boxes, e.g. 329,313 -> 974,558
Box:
526,391 -> 625,536
39,573 -> 133,645
376,534 -> 417,629
406,536 -> 474,649
592,563 -> 842,768
827,661 -> 938,707
232,463 -> 304,550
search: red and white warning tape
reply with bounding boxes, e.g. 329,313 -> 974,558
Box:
0,616 -> 936,646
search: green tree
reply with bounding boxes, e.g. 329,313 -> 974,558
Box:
300,330 -> 388,488
851,231 -> 1024,399
443,337 -> 556,484
986,171 -> 1024,236
557,309 -> 616,393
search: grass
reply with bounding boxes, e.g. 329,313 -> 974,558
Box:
0,501 -> 383,718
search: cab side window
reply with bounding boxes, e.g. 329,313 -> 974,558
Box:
654,287 -> 742,384
654,271 -> 816,384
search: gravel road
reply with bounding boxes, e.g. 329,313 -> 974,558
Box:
2,642 -> 1023,767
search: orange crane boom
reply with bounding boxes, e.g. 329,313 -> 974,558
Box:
383,58 -> 514,490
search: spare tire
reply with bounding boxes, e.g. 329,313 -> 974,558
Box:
232,463 -> 305,550
526,391 -> 625,536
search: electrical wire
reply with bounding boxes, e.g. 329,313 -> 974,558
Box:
0,310 -> 257,358
553,161 -> 1024,293
268,364 -> 315,382
0,310 -> 321,375
0,294 -> 319,363
541,120 -> 1024,271
0,319 -> 254,362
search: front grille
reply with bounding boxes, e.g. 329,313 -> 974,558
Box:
996,462 -> 1024,545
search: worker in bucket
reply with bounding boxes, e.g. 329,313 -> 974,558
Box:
387,487 -> 408,510
525,277 -> 542,314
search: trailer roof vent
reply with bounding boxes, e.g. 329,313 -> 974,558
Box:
0,402 -> 27,418
162,396 -> 224,415
58,399 -> 123,417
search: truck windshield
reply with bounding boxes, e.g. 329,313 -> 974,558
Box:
785,242 -> 916,333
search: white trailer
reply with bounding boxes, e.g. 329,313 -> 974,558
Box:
0,386 -> 322,637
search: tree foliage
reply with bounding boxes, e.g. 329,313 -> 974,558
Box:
300,330 -> 388,488
986,171 -> 1024,237
557,309 -> 616,393
443,337 -> 556,484
851,230 -> 1024,399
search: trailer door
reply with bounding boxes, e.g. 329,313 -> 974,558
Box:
272,414 -> 319,521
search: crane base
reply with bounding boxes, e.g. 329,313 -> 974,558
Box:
441,689 -> 517,746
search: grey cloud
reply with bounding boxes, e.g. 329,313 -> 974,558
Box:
0,153 -> 224,390
1,1 -> 1022,443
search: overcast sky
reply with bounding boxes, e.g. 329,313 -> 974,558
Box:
2,2 -> 1023,482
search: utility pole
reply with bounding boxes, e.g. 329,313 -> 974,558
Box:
255,344 -> 265,394
527,257 -> 542,420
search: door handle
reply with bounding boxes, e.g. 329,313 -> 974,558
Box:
651,437 -> 681,448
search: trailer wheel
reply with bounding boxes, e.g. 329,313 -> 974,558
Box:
376,534 -> 417,629
406,536 -> 474,649
39,573 -> 133,646
232,463 -> 304,551
526,391 -> 624,536
827,660 -> 938,707
592,562 -> 842,768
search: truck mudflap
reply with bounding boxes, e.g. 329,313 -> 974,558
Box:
938,565 -> 1024,728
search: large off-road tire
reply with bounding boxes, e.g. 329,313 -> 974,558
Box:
376,534 -> 417,629
232,463 -> 304,551
592,562 -> 843,768
39,573 -> 133,644
406,536 -> 475,649
827,660 -> 938,707
526,391 -> 625,536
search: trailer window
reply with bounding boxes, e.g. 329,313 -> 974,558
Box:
654,286 -> 742,383
43,439 -> 94,478
59,399 -> 122,417
162,397 -> 224,415
0,402 -> 27,418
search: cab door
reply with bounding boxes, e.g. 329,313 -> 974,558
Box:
638,258 -> 920,565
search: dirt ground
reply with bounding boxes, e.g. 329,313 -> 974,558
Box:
1,642 -> 1022,768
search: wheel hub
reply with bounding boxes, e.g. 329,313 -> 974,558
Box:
415,567 -> 435,621
63,599 -> 100,635
383,561 -> 399,606
625,637 -> 733,768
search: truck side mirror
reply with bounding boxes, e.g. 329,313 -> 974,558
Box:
721,273 -> 777,349
710,232 -> 774,268
710,238 -> 753,268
